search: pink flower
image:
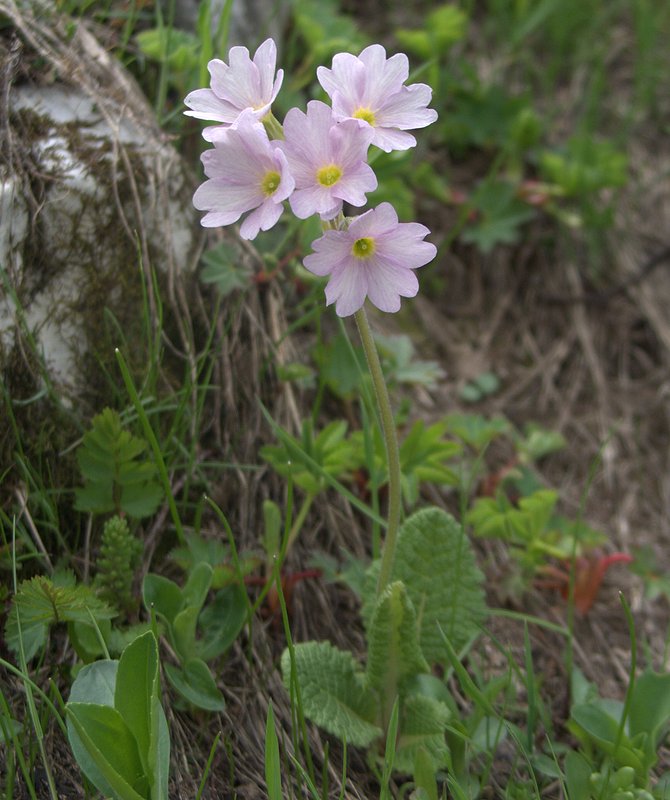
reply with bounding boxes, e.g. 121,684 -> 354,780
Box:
184,38 -> 283,141
279,100 -> 377,220
317,44 -> 437,153
192,110 -> 294,240
303,203 -> 437,317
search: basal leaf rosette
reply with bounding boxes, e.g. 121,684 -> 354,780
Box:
363,507 -> 487,664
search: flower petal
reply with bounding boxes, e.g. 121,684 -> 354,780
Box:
325,263 -> 369,317
239,199 -> 283,240
303,231 -> 352,276
364,256 -> 419,312
376,84 -> 438,130
193,180 -> 262,216
253,39 -> 280,100
184,89 -> 239,123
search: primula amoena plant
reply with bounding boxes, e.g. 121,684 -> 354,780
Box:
185,39 -> 487,786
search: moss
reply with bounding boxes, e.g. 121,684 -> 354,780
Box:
1,100 -> 195,536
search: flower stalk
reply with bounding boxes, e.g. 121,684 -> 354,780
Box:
354,306 -> 401,596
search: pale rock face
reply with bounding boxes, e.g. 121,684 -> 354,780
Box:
1,84 -> 199,405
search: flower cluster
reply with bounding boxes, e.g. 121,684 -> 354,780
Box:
186,39 -> 438,317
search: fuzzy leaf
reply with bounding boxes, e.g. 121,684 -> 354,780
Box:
281,642 -> 382,748
366,581 -> 429,695
5,576 -> 116,660
395,694 -> 450,774
365,508 -> 487,665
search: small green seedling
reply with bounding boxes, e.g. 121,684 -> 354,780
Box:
143,562 -> 246,710
75,408 -> 163,519
567,667 -> 670,796
5,572 -> 116,661
66,631 -> 170,800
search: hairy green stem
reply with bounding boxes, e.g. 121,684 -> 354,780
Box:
354,307 -> 401,595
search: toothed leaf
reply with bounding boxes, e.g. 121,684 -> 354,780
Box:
5,576 -> 116,661
365,581 -> 429,695
281,642 -> 381,747
395,694 -> 450,774
364,507 -> 486,665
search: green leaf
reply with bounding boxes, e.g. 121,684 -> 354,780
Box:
313,331 -> 366,399
135,27 -> 199,71
459,371 -> 500,404
75,408 -> 163,519
629,670 -> 670,756
200,242 -> 250,296
181,562 -> 213,613
164,660 -> 226,712
413,747 -> 439,800
366,508 -> 487,665
462,180 -> 535,253
149,689 -> 170,800
444,413 -> 510,450
69,659 -> 118,706
142,574 -> 183,625
570,704 -> 645,773
395,694 -> 450,774
365,582 -> 429,695
197,585 -> 247,661
398,420 -> 461,505
281,642 -> 382,747
265,705 -> 282,800
261,420 -> 357,495
66,703 -> 147,800
172,606 -> 200,662
115,632 -> 158,775
5,576 -> 116,660
539,135 -> 627,196
467,489 -> 558,545
293,0 -> 367,63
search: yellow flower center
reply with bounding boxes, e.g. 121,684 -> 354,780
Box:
353,107 -> 376,125
261,170 -> 281,196
316,164 -> 343,187
352,237 -> 376,259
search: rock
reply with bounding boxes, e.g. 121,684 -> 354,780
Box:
1,81 -> 200,406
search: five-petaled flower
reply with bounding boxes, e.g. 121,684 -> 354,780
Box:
279,100 -> 377,220
303,203 -> 437,317
317,44 -> 437,153
184,38 -> 283,141
187,40 -> 439,312
193,110 -> 294,240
